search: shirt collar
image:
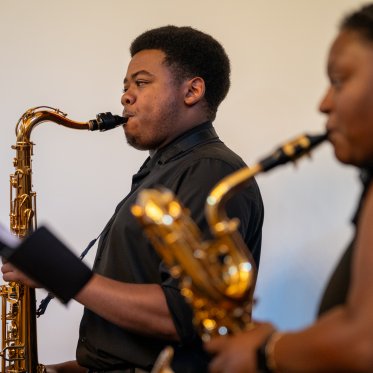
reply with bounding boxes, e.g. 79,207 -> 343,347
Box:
152,121 -> 218,165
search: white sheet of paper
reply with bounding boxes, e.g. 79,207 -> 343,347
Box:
0,223 -> 19,248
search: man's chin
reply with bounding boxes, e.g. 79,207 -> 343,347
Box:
125,135 -> 149,151
334,148 -> 363,168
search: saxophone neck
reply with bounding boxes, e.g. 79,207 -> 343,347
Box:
205,132 -> 328,233
15,106 -> 126,142
258,132 -> 328,172
205,164 -> 262,233
16,106 -> 90,142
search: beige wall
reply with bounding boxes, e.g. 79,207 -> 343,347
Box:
0,0 -> 365,364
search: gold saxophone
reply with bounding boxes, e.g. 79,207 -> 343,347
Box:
132,132 -> 328,373
1,106 -> 125,373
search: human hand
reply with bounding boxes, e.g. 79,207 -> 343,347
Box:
45,361 -> 88,373
205,322 -> 275,373
1,259 -> 41,288
46,366 -> 58,373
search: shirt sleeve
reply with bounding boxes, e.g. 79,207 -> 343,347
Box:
160,157 -> 264,343
174,158 -> 263,264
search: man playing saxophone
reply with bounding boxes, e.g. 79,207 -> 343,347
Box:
2,26 -> 264,373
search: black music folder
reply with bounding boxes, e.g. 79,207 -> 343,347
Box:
0,224 -> 92,303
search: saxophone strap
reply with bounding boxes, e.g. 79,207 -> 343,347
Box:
37,235 -> 101,316
37,172 -> 142,316
8,227 -> 93,304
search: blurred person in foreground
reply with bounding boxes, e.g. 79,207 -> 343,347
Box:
205,3 -> 373,373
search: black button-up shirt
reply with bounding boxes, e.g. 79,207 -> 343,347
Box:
77,122 -> 264,372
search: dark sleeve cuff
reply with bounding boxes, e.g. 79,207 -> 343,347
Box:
160,262 -> 197,344
7,226 -> 92,303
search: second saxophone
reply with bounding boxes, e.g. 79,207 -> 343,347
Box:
132,132 -> 327,373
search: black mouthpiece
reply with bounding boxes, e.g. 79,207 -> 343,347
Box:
259,132 -> 328,173
89,112 -> 127,132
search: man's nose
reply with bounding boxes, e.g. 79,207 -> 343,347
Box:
121,91 -> 135,106
319,86 -> 333,114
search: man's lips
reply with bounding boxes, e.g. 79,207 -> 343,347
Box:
123,111 -> 135,119
326,130 -> 340,146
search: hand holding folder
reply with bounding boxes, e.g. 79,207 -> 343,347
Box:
0,224 -> 92,303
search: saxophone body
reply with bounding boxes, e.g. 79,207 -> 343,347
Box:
133,132 -> 328,373
133,188 -> 255,341
1,106 -> 125,373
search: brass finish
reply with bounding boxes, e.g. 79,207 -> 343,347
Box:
2,106 -> 124,373
132,189 -> 255,341
133,132 -> 327,373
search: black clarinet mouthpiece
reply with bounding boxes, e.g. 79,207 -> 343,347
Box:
89,112 -> 127,132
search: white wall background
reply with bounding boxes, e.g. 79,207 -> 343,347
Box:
0,0 -> 365,364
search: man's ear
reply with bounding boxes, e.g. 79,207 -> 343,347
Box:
184,77 -> 205,106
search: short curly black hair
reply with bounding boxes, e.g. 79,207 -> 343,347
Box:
341,4 -> 373,42
130,25 -> 231,120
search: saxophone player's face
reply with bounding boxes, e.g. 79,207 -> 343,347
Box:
121,49 -> 187,151
319,30 -> 373,168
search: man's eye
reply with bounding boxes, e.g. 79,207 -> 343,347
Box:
136,80 -> 148,87
329,71 -> 348,89
331,78 -> 340,86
